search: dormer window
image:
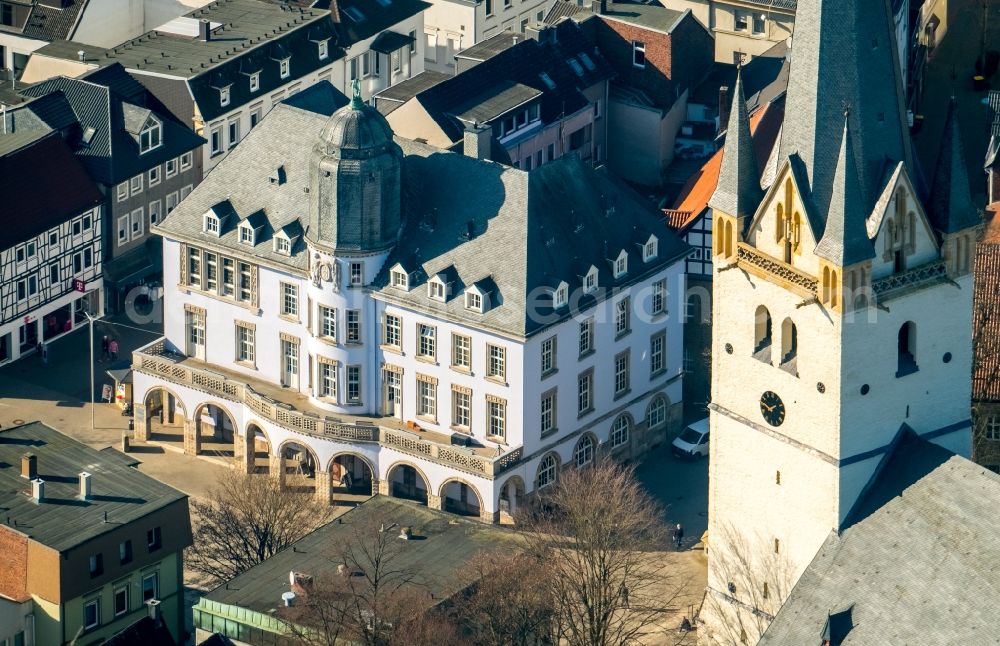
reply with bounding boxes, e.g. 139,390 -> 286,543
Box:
466,291 -> 483,312
239,224 -> 255,245
274,237 -> 291,255
614,251 -> 628,278
584,266 -> 598,294
139,117 -> 161,154
428,279 -> 447,302
219,86 -> 231,107
643,235 -> 658,262
204,214 -> 220,235
554,282 -> 569,308
279,58 -> 290,79
250,72 -> 260,93
318,40 -> 329,60
390,268 -> 409,290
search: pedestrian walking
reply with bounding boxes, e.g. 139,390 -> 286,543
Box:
101,335 -> 110,362
674,523 -> 684,550
109,338 -> 119,362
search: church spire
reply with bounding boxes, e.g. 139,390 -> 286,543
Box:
815,114 -> 875,266
778,0 -> 912,218
930,98 -> 981,234
709,70 -> 762,224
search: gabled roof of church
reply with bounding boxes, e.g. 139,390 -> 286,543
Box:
930,99 -> 981,235
709,72 -> 763,223
760,432 -> 1000,645
777,0 -> 913,222
815,117 -> 875,266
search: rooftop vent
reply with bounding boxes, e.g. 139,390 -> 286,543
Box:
77,50 -> 86,62
79,472 -> 92,501
146,598 -> 161,622
31,478 -> 45,503
281,591 -> 296,607
21,453 -> 37,479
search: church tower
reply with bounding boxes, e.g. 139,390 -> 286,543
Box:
703,0 -> 980,641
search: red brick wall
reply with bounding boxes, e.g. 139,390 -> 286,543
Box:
0,527 -> 29,602
594,13 -> 713,108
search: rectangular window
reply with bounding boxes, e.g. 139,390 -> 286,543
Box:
615,297 -> 631,336
579,317 -> 594,356
88,553 -> 103,577
418,323 -> 436,360
319,305 -> 337,340
250,104 -> 263,128
119,540 -> 133,564
117,215 -> 129,245
651,279 -> 666,315
547,142 -> 555,161
204,251 -> 217,292
346,310 -> 361,343
220,86 -> 231,106
452,334 -> 471,370
49,263 -> 59,286
117,182 -> 128,202
281,282 -> 298,317
210,127 -> 222,155
142,572 -> 158,602
752,13 -> 766,34
130,175 -> 143,195
238,262 -> 251,301
578,370 -> 593,415
347,366 -> 361,404
181,184 -> 192,200
147,526 -> 162,551
452,387 -> 471,429
73,252 -> 82,273
541,389 -> 556,435
409,30 -> 416,54
236,324 -> 255,364
114,586 -> 129,617
349,261 -> 363,286
734,10 -> 749,32
148,165 -> 161,186
632,41 -> 646,68
228,119 -> 240,148
221,257 -> 235,297
166,191 -> 178,214
166,158 -> 177,177
487,344 -> 506,381
308,361 -> 331,401
280,59 -> 290,78
84,248 -> 93,268
180,152 -> 193,170
417,379 -> 436,418
614,350 -> 630,396
84,599 -> 100,630
130,208 -> 144,238
541,336 -> 557,375
485,0 -> 493,15
149,200 -> 162,225
188,248 -> 201,286
650,331 -> 666,376
383,314 -> 401,348
488,398 -> 506,439
50,230 -> 59,246
319,40 -> 329,60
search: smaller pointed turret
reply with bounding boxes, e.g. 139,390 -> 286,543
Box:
930,98 -> 981,234
815,114 -> 874,266
709,71 -> 762,225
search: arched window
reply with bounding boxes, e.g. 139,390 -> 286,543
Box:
907,212 -> 916,252
537,454 -> 558,490
724,220 -> 734,257
575,435 -> 595,468
780,318 -> 797,366
646,395 -> 669,431
822,266 -> 831,303
686,294 -> 703,322
610,414 -> 631,448
714,217 -> 723,256
754,305 -> 772,360
830,269 -> 838,307
897,321 -> 918,377
775,203 -> 784,243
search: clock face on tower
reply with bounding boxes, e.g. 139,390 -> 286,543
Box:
760,391 -> 785,427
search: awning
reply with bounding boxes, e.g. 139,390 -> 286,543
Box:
370,31 -> 415,55
106,367 -> 133,384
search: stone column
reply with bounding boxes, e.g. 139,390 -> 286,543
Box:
135,404 -> 150,442
183,419 -> 198,456
480,508 -> 500,524
314,470 -> 331,504
375,479 -> 389,496
235,434 -> 254,474
427,494 -> 442,511
269,454 -> 285,487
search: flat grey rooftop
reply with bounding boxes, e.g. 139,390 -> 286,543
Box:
598,2 -> 685,33
455,81 -> 542,123
0,421 -> 187,553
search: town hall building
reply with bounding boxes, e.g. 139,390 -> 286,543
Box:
702,0 -> 980,641
131,83 -> 689,523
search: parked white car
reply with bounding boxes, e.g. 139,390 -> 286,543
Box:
671,417 -> 709,459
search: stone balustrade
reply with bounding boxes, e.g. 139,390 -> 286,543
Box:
133,339 -> 522,478
871,260 -> 948,301
736,244 -> 818,297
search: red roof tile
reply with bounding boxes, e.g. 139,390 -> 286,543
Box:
973,212 -> 1000,401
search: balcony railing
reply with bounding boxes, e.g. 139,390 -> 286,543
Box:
132,339 -> 522,478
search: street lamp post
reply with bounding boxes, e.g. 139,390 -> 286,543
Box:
85,312 -> 95,432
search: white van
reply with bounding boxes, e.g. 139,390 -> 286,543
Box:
671,417 -> 709,459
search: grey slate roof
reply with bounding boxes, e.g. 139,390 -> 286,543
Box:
281,79 -> 350,116
456,30 -> 525,62
21,0 -> 89,41
777,0 -> 913,223
204,496 -> 522,616
760,432 -> 1000,645
709,72 -> 763,223
0,421 -> 188,553
929,99 -> 982,234
157,96 -> 689,338
372,70 -> 450,114
20,63 -> 204,184
815,118 -> 875,266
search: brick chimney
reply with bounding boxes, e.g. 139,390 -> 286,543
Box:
717,85 -> 730,136
21,453 -> 37,480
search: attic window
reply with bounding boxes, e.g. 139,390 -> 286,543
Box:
567,58 -> 584,77
584,267 -> 598,294
343,6 -> 365,22
539,72 -> 556,90
318,40 -> 329,60
429,279 -> 447,302
579,52 -> 596,71
643,237 -> 658,262
204,214 -> 220,235
279,58 -> 291,79
81,126 -> 96,146
139,117 -> 161,154
390,268 -> 409,289
219,86 -> 231,107
239,224 -> 254,245
466,291 -> 483,312
274,237 -> 291,254
250,72 -> 260,92
554,283 -> 568,308
614,252 -> 628,278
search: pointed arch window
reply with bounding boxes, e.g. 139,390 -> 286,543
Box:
754,305 -> 772,362
780,318 -> 797,372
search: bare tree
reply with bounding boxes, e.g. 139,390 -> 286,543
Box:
187,470 -> 333,585
456,551 -> 557,646
700,522 -> 796,646
518,458 -> 675,646
285,512 -> 465,646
